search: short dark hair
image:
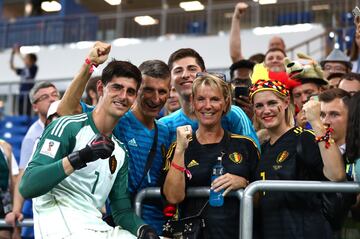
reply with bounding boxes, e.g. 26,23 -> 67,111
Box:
249,53 -> 265,64
341,72 -> 360,83
345,91 -> 360,163
229,60 -> 255,79
264,47 -> 287,58
85,76 -> 100,105
101,60 -> 142,89
167,48 -> 206,71
139,60 -> 170,80
29,81 -> 57,104
27,53 -> 37,63
319,88 -> 351,107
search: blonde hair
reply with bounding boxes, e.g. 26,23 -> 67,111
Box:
192,74 -> 232,115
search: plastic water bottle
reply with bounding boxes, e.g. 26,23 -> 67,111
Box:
209,156 -> 224,207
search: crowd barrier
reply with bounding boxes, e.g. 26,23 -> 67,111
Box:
240,180 -> 360,239
1,181 -> 360,239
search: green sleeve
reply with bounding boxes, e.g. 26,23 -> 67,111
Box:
19,119 -> 75,199
109,151 -> 144,236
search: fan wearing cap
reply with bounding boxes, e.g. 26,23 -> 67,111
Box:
284,53 -> 329,128
320,49 -> 352,80
250,74 -> 345,238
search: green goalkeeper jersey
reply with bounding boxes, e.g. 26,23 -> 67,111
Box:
20,112 -> 143,238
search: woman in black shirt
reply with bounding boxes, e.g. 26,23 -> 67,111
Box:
163,74 -> 259,239
250,77 -> 345,239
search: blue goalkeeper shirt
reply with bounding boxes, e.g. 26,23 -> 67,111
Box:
159,105 -> 260,148
81,102 -> 170,234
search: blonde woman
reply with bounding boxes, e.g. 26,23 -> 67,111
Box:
163,74 -> 259,239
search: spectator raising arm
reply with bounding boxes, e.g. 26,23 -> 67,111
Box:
57,41 -> 111,116
229,2 -> 248,62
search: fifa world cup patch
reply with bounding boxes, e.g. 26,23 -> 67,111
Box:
276,151 -> 289,164
40,139 -> 60,158
109,155 -> 117,174
229,152 -> 243,164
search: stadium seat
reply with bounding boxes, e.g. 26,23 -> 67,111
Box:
1,115 -> 30,127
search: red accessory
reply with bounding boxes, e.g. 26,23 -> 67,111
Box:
163,204 -> 176,217
171,161 -> 192,180
85,57 -> 96,74
315,127 -> 334,149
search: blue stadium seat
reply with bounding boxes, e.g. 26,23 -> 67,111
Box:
0,126 -> 28,136
1,135 -> 23,149
276,11 -> 313,25
1,115 -> 30,127
187,21 -> 207,35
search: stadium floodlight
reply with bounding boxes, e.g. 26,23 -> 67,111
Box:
134,16 -> 159,26
41,1 -> 61,12
179,1 -> 205,11
104,0 -> 122,5
259,0 -> 277,5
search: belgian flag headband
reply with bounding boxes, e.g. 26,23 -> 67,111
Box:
249,63 -> 299,102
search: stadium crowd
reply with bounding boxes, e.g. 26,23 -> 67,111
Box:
1,1 -> 360,239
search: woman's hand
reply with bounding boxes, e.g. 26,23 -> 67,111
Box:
175,125 -> 193,153
211,173 -> 249,196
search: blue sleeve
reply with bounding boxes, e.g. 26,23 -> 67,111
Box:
80,101 -> 95,113
222,105 -> 260,149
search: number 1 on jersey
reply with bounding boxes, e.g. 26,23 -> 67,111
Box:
92,171 -> 100,194
260,171 -> 266,195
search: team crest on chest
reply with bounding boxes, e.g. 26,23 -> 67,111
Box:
229,152 -> 243,164
187,159 -> 199,168
276,151 -> 289,164
109,155 -> 117,174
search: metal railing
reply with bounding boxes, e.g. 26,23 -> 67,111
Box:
134,186 -> 244,238
134,186 -> 243,216
240,180 -> 360,239
0,0 -> 358,49
0,218 -> 33,228
1,181 -> 360,239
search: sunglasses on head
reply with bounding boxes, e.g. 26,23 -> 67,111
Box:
195,72 -> 227,82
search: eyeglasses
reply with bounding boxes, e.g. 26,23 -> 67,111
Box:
33,92 -> 60,104
323,65 -> 347,72
195,72 -> 227,82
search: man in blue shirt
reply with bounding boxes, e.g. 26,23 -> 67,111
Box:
57,43 -> 171,234
10,45 -> 38,116
159,48 -> 259,147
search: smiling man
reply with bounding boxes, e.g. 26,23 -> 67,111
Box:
159,48 -> 259,148
56,52 -> 171,235
19,56 -> 159,238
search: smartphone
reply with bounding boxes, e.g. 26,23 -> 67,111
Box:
353,6 -> 360,24
235,86 -> 249,98
352,6 -> 360,18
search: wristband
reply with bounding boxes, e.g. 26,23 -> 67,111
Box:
85,58 -> 96,74
315,127 -> 334,149
171,161 -> 192,180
